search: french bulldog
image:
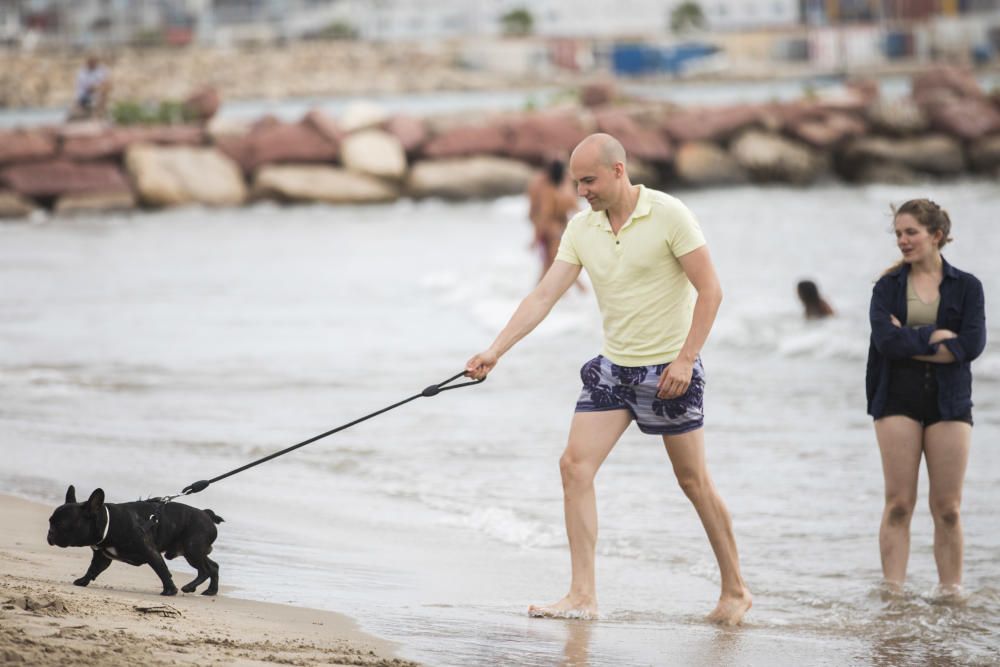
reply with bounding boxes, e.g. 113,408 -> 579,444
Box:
47,485 -> 224,596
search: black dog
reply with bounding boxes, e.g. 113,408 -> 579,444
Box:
47,485 -> 224,596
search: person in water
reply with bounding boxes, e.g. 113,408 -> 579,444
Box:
797,280 -> 834,319
466,133 -> 752,625
866,198 -> 986,597
527,158 -> 579,282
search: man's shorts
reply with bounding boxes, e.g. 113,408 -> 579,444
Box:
574,354 -> 705,436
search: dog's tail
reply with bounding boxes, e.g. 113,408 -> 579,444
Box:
203,509 -> 225,524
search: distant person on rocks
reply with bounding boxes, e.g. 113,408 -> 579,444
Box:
797,280 -> 834,319
70,55 -> 111,120
528,158 -> 579,282
466,133 -> 752,626
867,198 -> 986,598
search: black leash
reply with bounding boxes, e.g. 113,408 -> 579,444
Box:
160,371 -> 484,502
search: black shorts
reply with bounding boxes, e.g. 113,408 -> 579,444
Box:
882,359 -> 973,427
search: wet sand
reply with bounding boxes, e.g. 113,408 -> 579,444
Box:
0,493 -> 417,667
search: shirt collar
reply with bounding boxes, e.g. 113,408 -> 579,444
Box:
588,184 -> 651,231
890,255 -> 957,283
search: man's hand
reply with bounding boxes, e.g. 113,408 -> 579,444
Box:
890,314 -> 902,328
929,329 -> 958,344
657,357 -> 693,399
465,349 -> 499,381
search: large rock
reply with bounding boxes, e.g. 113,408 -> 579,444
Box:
912,66 -> 984,107
252,165 -> 398,204
851,161 -> 920,185
730,130 -> 823,184
675,141 -> 747,187
0,191 -> 37,218
383,115 -> 428,156
925,98 -> 1000,141
55,191 -> 137,215
661,106 -> 761,143
0,129 -> 57,164
422,123 -> 508,159
183,87 -> 221,123
407,156 -> 533,199
579,81 -> 617,108
835,135 -> 964,180
866,98 -> 929,136
0,160 -> 130,198
215,120 -> 339,174
303,109 -> 342,145
340,129 -> 407,180
339,101 -> 390,134
627,158 -> 660,187
125,144 -> 247,207
61,125 -> 205,161
787,112 -> 867,150
595,109 -> 672,163
967,134 -> 1000,173
504,110 -> 593,164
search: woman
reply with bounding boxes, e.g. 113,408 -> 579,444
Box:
866,199 -> 986,595
797,279 -> 834,319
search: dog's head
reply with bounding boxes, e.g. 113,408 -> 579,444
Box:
47,485 -> 105,548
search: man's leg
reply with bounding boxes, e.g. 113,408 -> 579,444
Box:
874,416 -> 923,588
662,428 -> 751,625
529,409 -> 632,619
923,421 -> 971,592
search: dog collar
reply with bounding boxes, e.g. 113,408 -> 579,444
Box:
94,506 -> 110,546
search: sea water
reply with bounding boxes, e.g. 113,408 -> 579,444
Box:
2,181 -> 999,666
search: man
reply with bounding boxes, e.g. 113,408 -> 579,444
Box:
465,133 -> 752,625
73,56 -> 111,118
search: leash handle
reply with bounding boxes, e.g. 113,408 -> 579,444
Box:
177,370 -> 484,498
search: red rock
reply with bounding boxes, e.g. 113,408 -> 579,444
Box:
383,115 -> 429,156
788,112 -> 867,149
925,98 -> 1000,141
0,129 -> 57,164
661,106 -> 761,143
579,82 -> 617,108
422,123 -> 508,159
595,109 -> 672,163
303,109 -> 343,146
913,66 -> 983,107
216,120 -> 339,174
504,111 -> 591,164
183,87 -> 221,123
0,160 -> 130,198
61,125 -> 204,161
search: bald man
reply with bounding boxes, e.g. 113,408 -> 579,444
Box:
466,133 -> 752,625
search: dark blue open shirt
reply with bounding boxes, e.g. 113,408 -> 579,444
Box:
866,257 -> 986,420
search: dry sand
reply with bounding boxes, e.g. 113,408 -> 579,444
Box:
0,494 -> 418,666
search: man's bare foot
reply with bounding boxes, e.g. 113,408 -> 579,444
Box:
707,588 -> 752,626
528,595 -> 597,620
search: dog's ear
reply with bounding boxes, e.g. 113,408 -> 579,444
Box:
65,485 -> 77,504
86,488 -> 105,514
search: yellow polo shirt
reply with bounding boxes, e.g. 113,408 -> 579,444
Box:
555,185 -> 706,366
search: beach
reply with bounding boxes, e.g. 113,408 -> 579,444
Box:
1,184 -> 999,665
0,493 -> 415,666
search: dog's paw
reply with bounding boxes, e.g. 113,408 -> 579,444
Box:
181,584 -> 197,594
161,587 -> 178,596
201,588 -> 218,596
72,577 -> 90,587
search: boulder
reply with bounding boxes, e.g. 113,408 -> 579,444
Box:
866,98 -> 929,136
55,191 -> 137,215
967,134 -> 1000,173
422,122 -> 508,159
595,109 -> 673,163
579,81 -> 617,108
407,156 -> 534,199
216,120 -> 339,174
125,144 -> 247,207
183,87 -> 221,123
504,110 -> 594,164
61,125 -> 204,161
730,130 -> 824,184
0,160 -> 130,199
0,129 -> 57,164
627,158 -> 660,187
340,129 -> 407,180
851,161 -> 920,185
912,66 -> 984,107
674,141 -> 747,187
661,106 -> 761,143
836,135 -> 964,180
0,191 -> 37,218
253,165 -> 398,204
383,115 -> 429,156
925,98 -> 1000,141
787,112 -> 867,150
339,101 -> 390,134
303,109 -> 343,145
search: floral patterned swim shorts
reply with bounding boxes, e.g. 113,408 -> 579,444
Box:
575,355 -> 705,435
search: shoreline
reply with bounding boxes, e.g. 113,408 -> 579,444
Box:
0,492 -> 418,667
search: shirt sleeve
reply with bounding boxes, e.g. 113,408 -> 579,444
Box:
554,215 -> 582,266
665,199 -> 706,258
941,275 -> 986,363
869,277 -> 935,359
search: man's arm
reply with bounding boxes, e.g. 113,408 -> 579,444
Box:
657,245 -> 722,399
465,260 -> 582,380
